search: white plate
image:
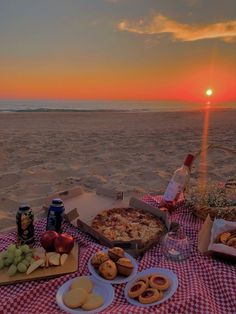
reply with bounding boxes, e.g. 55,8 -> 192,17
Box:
88,249 -> 138,284
56,276 -> 114,314
124,267 -> 178,307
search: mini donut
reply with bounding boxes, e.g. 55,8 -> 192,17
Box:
149,274 -> 170,290
128,281 -> 147,298
138,288 -> 162,304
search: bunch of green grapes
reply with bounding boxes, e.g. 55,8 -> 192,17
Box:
0,244 -> 34,276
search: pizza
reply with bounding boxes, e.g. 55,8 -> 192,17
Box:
91,207 -> 166,245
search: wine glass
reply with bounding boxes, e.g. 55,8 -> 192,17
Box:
162,223 -> 191,261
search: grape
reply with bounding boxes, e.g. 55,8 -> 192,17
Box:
15,248 -> 22,257
13,256 -> 22,265
17,262 -> 27,273
2,250 -> 8,259
7,244 -> 16,254
20,244 -> 31,254
25,253 -> 33,262
21,259 -> 30,267
8,264 -> 17,276
0,258 -> 4,270
4,257 -> 13,267
6,251 -> 14,260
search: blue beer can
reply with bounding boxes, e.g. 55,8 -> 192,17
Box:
46,198 -> 65,233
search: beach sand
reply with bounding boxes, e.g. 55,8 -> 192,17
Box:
0,110 -> 235,231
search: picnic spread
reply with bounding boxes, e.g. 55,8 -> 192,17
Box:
0,192 -> 236,314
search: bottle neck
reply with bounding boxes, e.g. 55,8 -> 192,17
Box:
183,154 -> 194,168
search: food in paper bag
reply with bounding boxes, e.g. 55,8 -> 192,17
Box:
216,229 -> 236,248
91,207 -> 166,245
208,219 -> 236,256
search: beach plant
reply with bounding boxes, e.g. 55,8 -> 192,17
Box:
186,181 -> 235,208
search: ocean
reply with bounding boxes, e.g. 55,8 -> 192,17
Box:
0,100 -> 235,113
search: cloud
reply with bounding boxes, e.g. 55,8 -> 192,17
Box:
118,14 -> 236,43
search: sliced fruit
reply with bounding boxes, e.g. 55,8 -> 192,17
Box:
48,253 -> 60,266
26,259 -> 45,275
60,254 -> 68,266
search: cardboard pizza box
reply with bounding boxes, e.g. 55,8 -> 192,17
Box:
44,187 -> 170,257
198,215 -> 236,261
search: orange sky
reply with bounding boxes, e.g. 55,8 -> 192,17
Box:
0,0 -> 236,103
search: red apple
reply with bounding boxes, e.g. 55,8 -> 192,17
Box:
40,230 -> 59,252
54,233 -> 74,254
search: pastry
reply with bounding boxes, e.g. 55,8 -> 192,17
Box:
218,232 -> 231,244
116,257 -> 134,276
63,288 -> 88,309
216,229 -> 236,248
81,293 -> 104,310
138,276 -> 149,288
91,207 -> 166,246
91,251 -> 109,268
149,274 -> 170,290
128,281 -> 147,298
99,259 -> 117,280
227,237 -> 236,248
70,277 -> 93,293
138,288 -> 162,304
108,247 -> 125,262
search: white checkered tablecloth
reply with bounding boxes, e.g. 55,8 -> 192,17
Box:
0,196 -> 236,314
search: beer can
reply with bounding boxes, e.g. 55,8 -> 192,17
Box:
16,204 -> 34,245
46,198 -> 65,233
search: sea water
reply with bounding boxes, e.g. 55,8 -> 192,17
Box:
0,100 -> 235,113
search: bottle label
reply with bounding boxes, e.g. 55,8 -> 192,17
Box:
163,180 -> 182,201
17,210 -> 34,245
47,211 -> 56,230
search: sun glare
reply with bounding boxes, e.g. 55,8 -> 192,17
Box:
205,88 -> 213,96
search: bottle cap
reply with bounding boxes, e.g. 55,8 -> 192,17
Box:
19,205 -> 31,211
51,198 -> 64,206
184,154 -> 194,167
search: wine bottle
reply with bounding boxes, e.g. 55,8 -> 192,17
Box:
163,154 -> 194,203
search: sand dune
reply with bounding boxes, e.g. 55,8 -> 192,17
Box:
0,110 -> 235,230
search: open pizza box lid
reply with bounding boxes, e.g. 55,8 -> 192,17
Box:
198,215 -> 236,261
43,187 -> 170,257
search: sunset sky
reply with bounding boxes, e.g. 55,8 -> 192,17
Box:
1,0 -> 236,102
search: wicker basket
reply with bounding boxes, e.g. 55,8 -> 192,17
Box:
185,144 -> 236,221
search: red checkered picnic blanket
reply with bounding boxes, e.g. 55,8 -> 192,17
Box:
0,196 -> 236,314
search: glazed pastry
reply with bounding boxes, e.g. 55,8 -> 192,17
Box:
91,251 -> 109,268
149,274 -> 170,290
128,281 -> 147,298
138,288 -> 162,304
108,247 -> 125,262
138,276 -> 149,288
99,259 -> 117,280
116,257 -> 134,276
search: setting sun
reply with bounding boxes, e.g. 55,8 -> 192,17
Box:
206,88 -> 213,96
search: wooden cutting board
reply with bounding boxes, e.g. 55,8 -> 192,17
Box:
0,243 -> 79,286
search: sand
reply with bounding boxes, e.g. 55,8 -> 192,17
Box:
0,110 -> 235,231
